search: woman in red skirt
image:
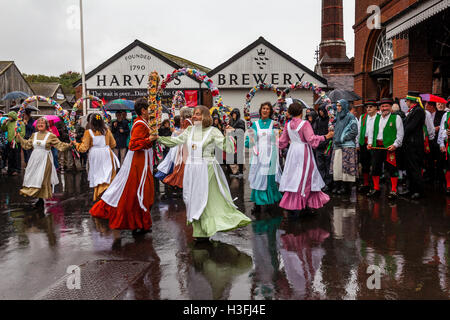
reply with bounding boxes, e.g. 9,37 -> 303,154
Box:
90,98 -> 158,244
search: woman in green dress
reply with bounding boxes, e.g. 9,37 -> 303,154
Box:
245,102 -> 283,213
157,105 -> 251,240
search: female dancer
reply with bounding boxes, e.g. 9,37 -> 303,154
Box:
245,102 -> 282,213
16,117 -> 72,207
90,98 -> 157,240
278,102 -> 333,213
162,107 -> 193,189
157,105 -> 251,240
76,113 -> 120,201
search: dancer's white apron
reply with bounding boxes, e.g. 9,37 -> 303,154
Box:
87,129 -> 120,188
279,120 -> 324,195
23,132 -> 59,191
183,126 -> 237,222
156,131 -> 180,175
101,120 -> 153,211
248,121 -> 282,191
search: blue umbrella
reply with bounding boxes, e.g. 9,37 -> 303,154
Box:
1,91 -> 30,101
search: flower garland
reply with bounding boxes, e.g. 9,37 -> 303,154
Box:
148,71 -> 164,163
14,95 -> 74,151
171,90 -> 186,128
158,68 -> 227,123
276,81 -> 333,127
244,83 -> 283,129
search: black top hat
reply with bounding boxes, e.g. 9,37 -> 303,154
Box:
406,91 -> 421,101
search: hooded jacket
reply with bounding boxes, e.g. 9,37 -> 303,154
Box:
314,105 -> 330,150
229,108 -> 246,132
1,111 -> 25,143
332,99 -> 357,149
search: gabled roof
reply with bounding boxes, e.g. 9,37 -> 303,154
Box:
0,61 -> 14,75
207,36 -> 328,86
30,82 -> 63,98
73,39 -> 210,87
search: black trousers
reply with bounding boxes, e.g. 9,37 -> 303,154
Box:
403,143 -> 424,194
426,139 -> 444,182
359,143 -> 372,174
371,149 -> 398,178
0,145 -> 6,169
6,142 -> 21,173
315,147 -> 332,186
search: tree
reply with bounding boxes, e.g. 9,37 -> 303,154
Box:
23,71 -> 81,94
59,71 -> 81,94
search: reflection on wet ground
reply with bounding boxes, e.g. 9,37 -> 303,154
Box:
0,169 -> 449,299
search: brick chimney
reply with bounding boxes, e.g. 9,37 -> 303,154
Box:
320,0 -> 347,61
316,0 -> 354,90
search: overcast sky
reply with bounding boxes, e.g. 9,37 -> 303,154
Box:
0,0 -> 355,76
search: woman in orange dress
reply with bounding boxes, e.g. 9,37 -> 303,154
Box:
89,98 -> 157,240
163,106 -> 193,188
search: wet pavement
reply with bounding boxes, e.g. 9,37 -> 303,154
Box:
0,169 -> 449,300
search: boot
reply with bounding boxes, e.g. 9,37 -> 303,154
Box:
332,181 -> 342,194
34,198 -> 44,208
337,182 -> 350,195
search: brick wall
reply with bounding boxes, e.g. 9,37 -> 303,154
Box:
353,0 -> 432,101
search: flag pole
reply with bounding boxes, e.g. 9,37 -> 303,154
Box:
79,0 -> 87,116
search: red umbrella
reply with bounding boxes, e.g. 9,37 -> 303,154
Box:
420,94 -> 448,104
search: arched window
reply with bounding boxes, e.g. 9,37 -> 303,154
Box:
372,31 -> 393,71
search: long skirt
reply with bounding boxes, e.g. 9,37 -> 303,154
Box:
90,150 -> 154,230
330,147 -> 357,182
163,163 -> 185,189
250,175 -> 282,206
20,154 -> 53,199
190,165 -> 251,238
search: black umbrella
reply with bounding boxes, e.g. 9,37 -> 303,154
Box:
10,104 -> 39,112
324,89 -> 362,103
1,91 -> 30,101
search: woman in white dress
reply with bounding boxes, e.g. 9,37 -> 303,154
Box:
76,113 -> 120,201
16,117 -> 72,207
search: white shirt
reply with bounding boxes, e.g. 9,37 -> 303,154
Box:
437,111 -> 450,148
356,113 -> 377,145
425,110 -> 436,141
368,113 -> 404,148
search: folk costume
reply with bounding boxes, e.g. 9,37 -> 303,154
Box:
245,118 -> 283,206
401,92 -> 426,199
356,100 -> 378,192
76,127 -> 119,201
158,125 -> 251,238
161,119 -> 193,188
89,116 -> 155,231
17,131 -> 71,199
367,98 -> 404,198
278,118 -> 330,211
437,110 -> 450,194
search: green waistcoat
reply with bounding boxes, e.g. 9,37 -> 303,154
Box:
359,113 -> 368,146
372,113 -> 397,147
